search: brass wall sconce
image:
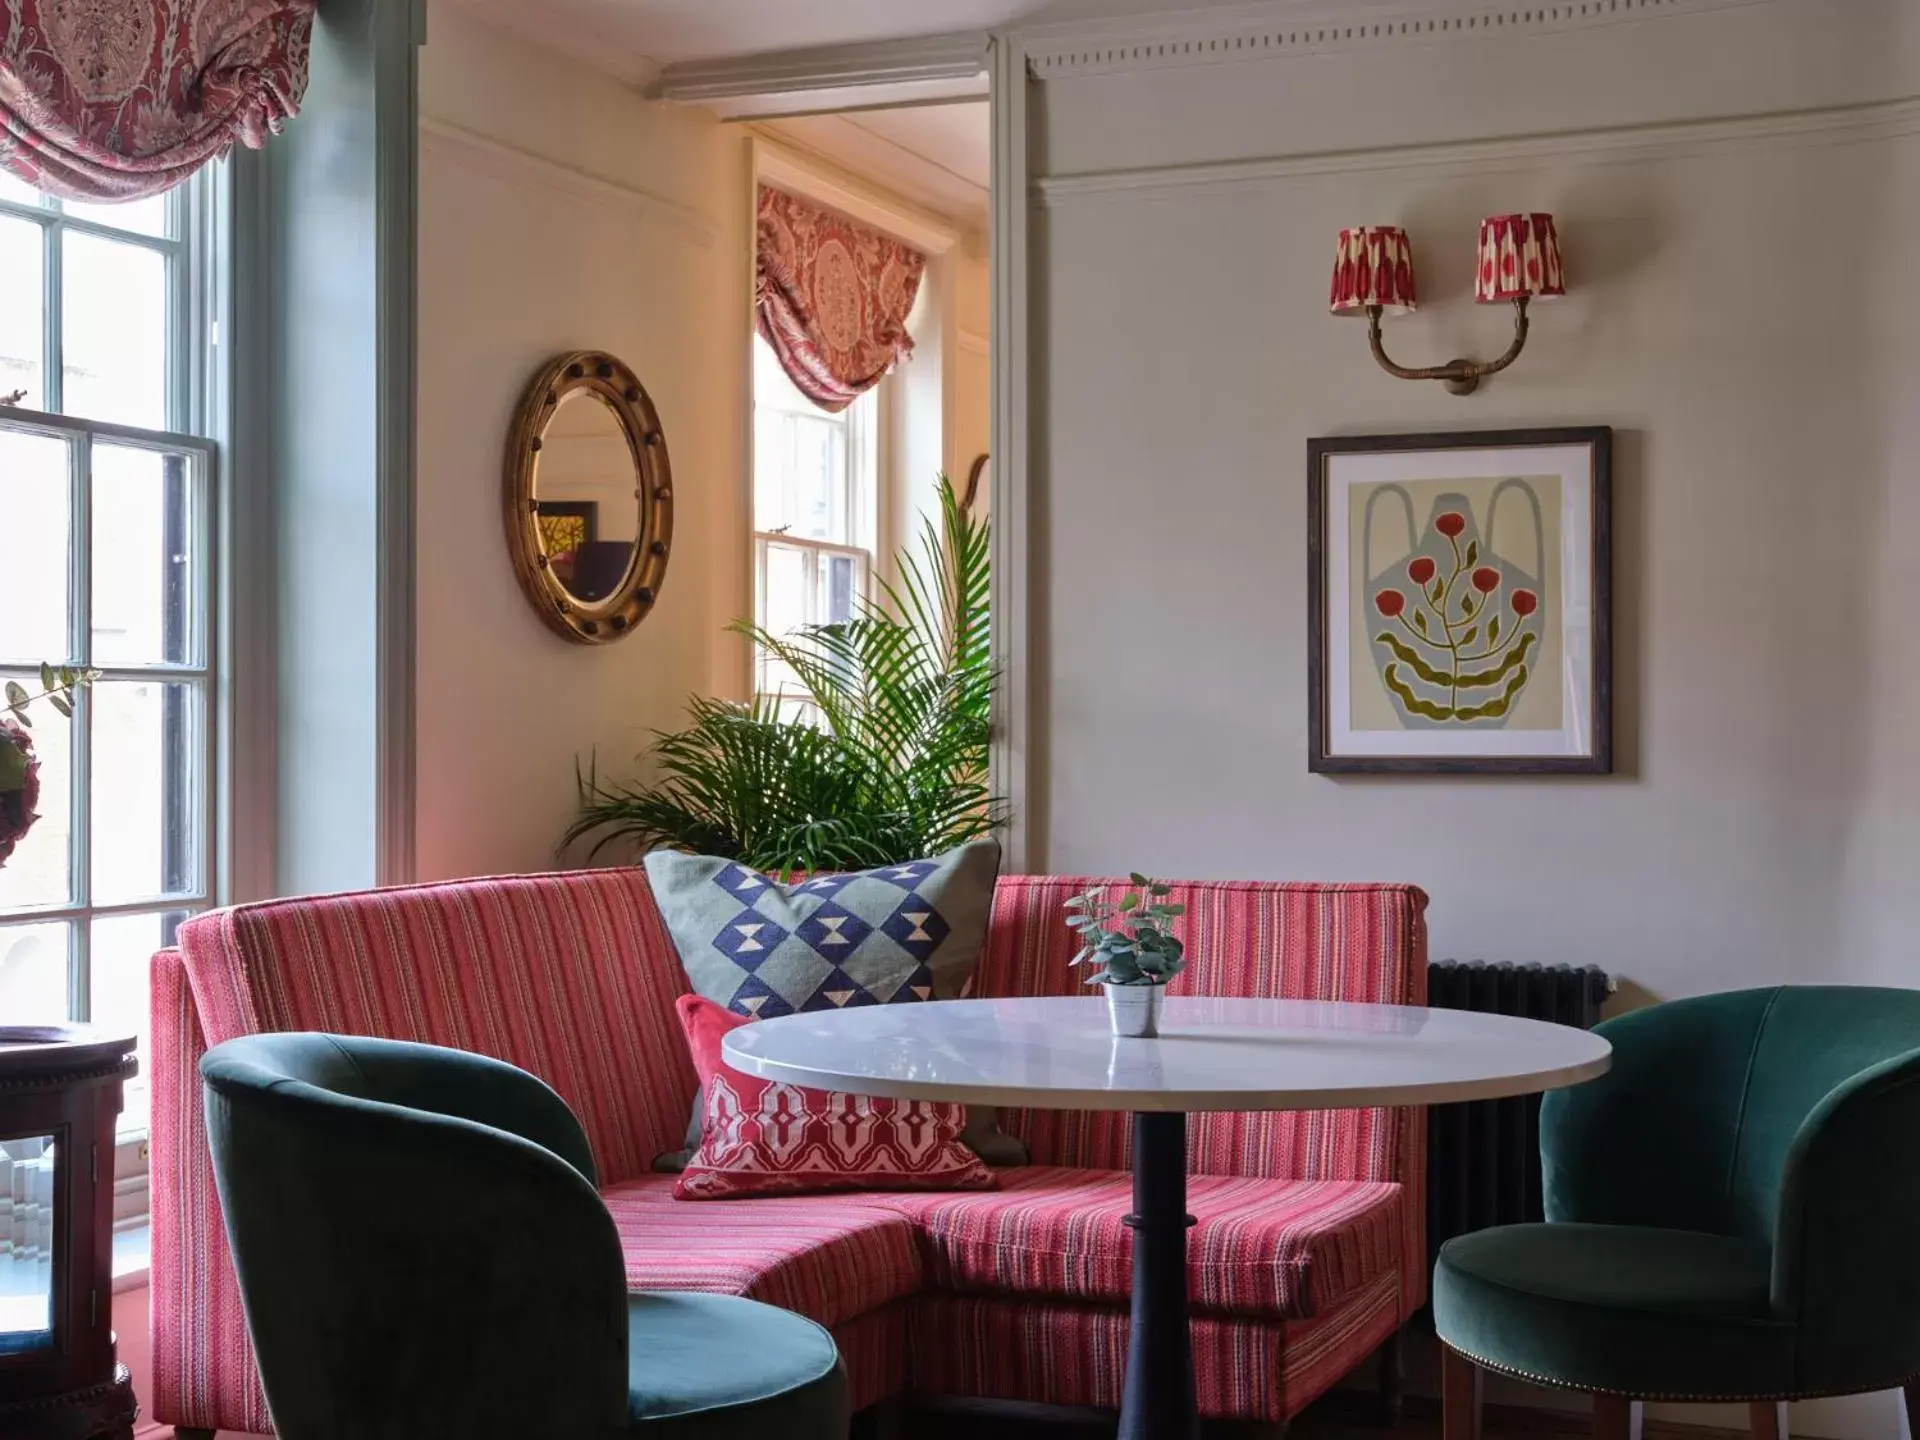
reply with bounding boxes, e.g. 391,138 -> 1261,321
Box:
1330,215 -> 1565,396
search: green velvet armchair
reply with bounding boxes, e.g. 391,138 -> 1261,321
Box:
200,1032 -> 849,1440
1434,986 -> 1920,1440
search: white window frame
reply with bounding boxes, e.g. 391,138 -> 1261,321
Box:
751,351 -> 881,704
0,174 -> 223,1220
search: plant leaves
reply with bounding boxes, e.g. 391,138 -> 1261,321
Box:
4,681 -> 27,711
48,695 -> 71,719
1413,611 -> 1428,636
1463,626 -> 1478,646
39,663 -> 56,691
1118,892 -> 1140,911
1488,614 -> 1502,644
1466,539 -> 1479,566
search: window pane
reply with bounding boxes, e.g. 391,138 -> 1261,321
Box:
91,910 -> 183,1139
60,193 -> 168,239
91,681 -> 201,904
0,171 -> 46,207
0,1133 -> 56,1354
93,446 -> 195,666
0,691 -> 73,911
0,429 -> 72,663
822,553 -> 860,626
0,215 -> 44,408
61,232 -> 166,428
763,542 -> 809,639
0,921 -> 69,1023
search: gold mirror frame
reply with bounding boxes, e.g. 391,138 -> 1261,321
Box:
503,350 -> 673,644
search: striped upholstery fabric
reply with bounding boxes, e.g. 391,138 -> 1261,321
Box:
178,869 -> 698,1184
879,1166 -> 1403,1319
150,872 -> 1428,1434
979,879 -> 1428,1183
603,1176 -> 925,1328
150,946 -> 275,1435
906,1270 -> 1405,1423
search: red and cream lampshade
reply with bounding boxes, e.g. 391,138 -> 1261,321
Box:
1329,226 -> 1417,316
1476,213 -> 1565,303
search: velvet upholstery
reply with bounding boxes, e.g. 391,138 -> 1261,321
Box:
1435,986 -> 1920,1400
201,1032 -> 847,1439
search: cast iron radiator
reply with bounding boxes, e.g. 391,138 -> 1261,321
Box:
1424,960 -> 1612,1270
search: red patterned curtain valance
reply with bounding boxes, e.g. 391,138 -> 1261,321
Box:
0,0 -> 317,202
755,183 -> 927,414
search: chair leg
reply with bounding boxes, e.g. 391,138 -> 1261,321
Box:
1441,1344 -> 1483,1440
1749,1401 -> 1788,1439
1593,1394 -> 1642,1440
1375,1325 -> 1405,1426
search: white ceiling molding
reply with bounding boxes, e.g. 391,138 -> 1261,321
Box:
760,110 -> 990,228
419,117 -> 719,246
1035,92 -> 1920,204
753,134 -> 963,256
1020,0 -> 1776,79
653,32 -> 990,104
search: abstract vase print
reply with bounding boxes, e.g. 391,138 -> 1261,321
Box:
1360,480 -> 1547,729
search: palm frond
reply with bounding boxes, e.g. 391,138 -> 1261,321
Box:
568,476 -> 1004,872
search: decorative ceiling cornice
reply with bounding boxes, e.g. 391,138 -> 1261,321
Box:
1019,0 -> 1778,79
652,32 -> 990,103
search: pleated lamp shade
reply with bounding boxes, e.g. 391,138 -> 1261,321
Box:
1329,226 -> 1417,316
1476,213 -> 1566,302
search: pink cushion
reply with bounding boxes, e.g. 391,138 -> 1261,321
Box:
672,995 -> 996,1199
177,869 -> 696,1186
603,1176 -> 926,1329
880,1166 -> 1406,1320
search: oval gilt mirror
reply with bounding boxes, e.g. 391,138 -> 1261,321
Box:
504,351 -> 672,644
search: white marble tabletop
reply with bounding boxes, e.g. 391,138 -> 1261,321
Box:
721,995 -> 1612,1112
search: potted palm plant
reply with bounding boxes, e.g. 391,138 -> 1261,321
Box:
567,476 -> 1002,872
1067,876 -> 1187,1038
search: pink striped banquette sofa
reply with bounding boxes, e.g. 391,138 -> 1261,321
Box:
150,870 -> 1429,1436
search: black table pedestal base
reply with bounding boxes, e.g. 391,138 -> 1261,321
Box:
1119,1110 -> 1199,1440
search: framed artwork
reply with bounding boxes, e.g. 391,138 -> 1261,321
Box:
535,501 -> 598,590
1308,426 -> 1612,774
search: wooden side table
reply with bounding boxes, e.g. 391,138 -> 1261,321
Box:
0,1025 -> 139,1440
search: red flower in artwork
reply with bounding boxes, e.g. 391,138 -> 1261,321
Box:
1435,512 -> 1466,538
1511,589 -> 1539,616
1471,567 -> 1502,594
1374,590 -> 1406,618
1407,556 -> 1436,585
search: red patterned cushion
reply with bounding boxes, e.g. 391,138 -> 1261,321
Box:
673,996 -> 996,1200
603,1176 -> 925,1328
881,1166 -> 1405,1320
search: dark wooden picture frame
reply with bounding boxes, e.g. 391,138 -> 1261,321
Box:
1308,426 -> 1612,775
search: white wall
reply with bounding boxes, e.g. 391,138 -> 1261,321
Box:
954,245 -> 992,513
414,6 -> 752,880
1022,5 -> 1917,1428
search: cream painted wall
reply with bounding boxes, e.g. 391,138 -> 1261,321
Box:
954,246 -> 992,514
1025,6 -> 1917,1429
414,6 -> 752,880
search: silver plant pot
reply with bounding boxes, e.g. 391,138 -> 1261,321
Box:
1105,982 -> 1166,1038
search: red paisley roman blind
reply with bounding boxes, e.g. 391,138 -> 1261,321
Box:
0,0 -> 317,201
755,183 -> 927,414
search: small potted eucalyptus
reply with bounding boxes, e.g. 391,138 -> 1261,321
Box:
1066,875 -> 1186,1038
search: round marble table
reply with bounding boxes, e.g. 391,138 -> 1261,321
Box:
725,994 -> 1612,1440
